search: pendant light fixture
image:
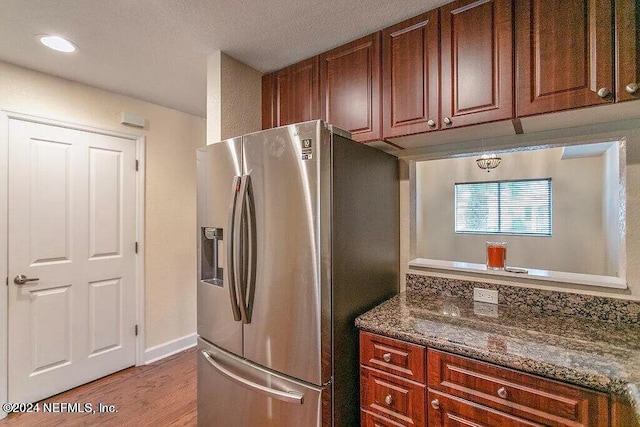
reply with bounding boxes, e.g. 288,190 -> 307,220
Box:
476,139 -> 501,172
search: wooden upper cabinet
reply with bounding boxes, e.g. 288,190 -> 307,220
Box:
262,73 -> 275,130
320,33 -> 381,142
515,0 -> 614,116
382,10 -> 440,138
615,0 -> 640,102
274,56 -> 320,127
440,0 -> 514,129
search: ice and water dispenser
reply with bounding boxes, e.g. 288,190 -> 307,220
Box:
201,227 -> 223,286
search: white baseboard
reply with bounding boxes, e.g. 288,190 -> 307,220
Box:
143,332 -> 197,365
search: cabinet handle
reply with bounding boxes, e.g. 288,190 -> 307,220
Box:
431,399 -> 440,409
382,353 -> 391,362
626,83 -> 639,95
497,387 -> 508,399
443,117 -> 453,125
597,87 -> 612,98
384,394 -> 393,405
427,119 -> 436,128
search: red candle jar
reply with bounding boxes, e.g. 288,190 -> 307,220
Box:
486,242 -> 507,270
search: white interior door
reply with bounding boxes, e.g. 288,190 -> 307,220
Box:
7,119 -> 137,403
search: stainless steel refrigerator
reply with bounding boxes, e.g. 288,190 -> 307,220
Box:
196,120 -> 398,426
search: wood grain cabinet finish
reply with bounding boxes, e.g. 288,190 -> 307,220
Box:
428,390 -> 543,426
611,396 -> 640,427
273,56 -> 320,127
320,33 -> 381,142
262,73 -> 275,130
515,0 -> 614,116
440,0 -> 514,129
428,349 -> 609,426
360,366 -> 425,426
360,331 -> 426,383
361,409 -> 408,427
382,10 -> 440,138
616,0 -> 640,102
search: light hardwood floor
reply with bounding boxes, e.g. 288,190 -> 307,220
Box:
0,347 -> 197,426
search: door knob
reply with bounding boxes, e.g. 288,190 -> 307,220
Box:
14,275 -> 39,285
626,83 -> 639,95
597,87 -> 612,98
497,387 -> 508,399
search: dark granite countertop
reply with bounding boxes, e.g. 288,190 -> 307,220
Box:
356,290 -> 640,419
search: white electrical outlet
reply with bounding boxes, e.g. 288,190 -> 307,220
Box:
474,288 -> 498,304
473,301 -> 499,317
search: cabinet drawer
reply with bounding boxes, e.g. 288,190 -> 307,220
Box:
427,349 -> 609,426
360,332 -> 426,383
428,389 -> 542,426
360,366 -> 425,426
361,409 -> 407,427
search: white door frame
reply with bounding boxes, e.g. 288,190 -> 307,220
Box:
0,110 -> 146,414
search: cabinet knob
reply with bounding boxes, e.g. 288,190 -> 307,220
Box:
384,394 -> 393,405
597,87 -> 612,98
431,399 -> 440,409
626,83 -> 639,95
382,353 -> 391,362
497,387 -> 508,399
427,119 -> 436,128
443,117 -> 453,125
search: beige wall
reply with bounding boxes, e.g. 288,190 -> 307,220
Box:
401,119 -> 640,300
415,147 -> 608,275
0,61 -> 206,348
207,51 -> 262,143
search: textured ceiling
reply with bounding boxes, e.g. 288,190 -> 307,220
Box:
0,0 -> 448,117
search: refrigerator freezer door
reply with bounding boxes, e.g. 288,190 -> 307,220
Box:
241,121 -> 329,386
197,139 -> 243,356
197,338 -> 325,427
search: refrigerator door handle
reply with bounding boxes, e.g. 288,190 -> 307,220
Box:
226,176 -> 242,321
201,350 -> 305,404
237,174 -> 257,324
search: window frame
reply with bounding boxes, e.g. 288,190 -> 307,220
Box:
454,177 -> 553,237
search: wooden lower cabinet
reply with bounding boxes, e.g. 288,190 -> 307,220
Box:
428,390 -> 542,426
427,349 -> 609,426
360,366 -> 425,426
360,332 -> 636,427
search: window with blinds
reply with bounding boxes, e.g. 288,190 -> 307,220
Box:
454,178 -> 552,236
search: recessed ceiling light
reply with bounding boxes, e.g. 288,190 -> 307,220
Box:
39,35 -> 77,53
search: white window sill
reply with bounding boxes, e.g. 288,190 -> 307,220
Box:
408,258 -> 627,289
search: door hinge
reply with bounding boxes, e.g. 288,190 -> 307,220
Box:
135,160 -> 139,171
135,242 -> 139,253
135,325 -> 139,336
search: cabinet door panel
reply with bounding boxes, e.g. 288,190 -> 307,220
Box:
275,57 -> 320,126
516,0 -> 613,115
428,390 -> 543,427
428,349 -> 609,427
616,0 -> 640,101
360,366 -> 425,426
441,0 -> 514,128
320,33 -> 381,142
382,10 -> 440,138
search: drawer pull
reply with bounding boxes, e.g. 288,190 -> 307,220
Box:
431,399 -> 440,409
382,353 -> 391,362
384,394 -> 393,405
497,387 -> 508,399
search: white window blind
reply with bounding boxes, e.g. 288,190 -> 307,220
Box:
455,179 -> 552,236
